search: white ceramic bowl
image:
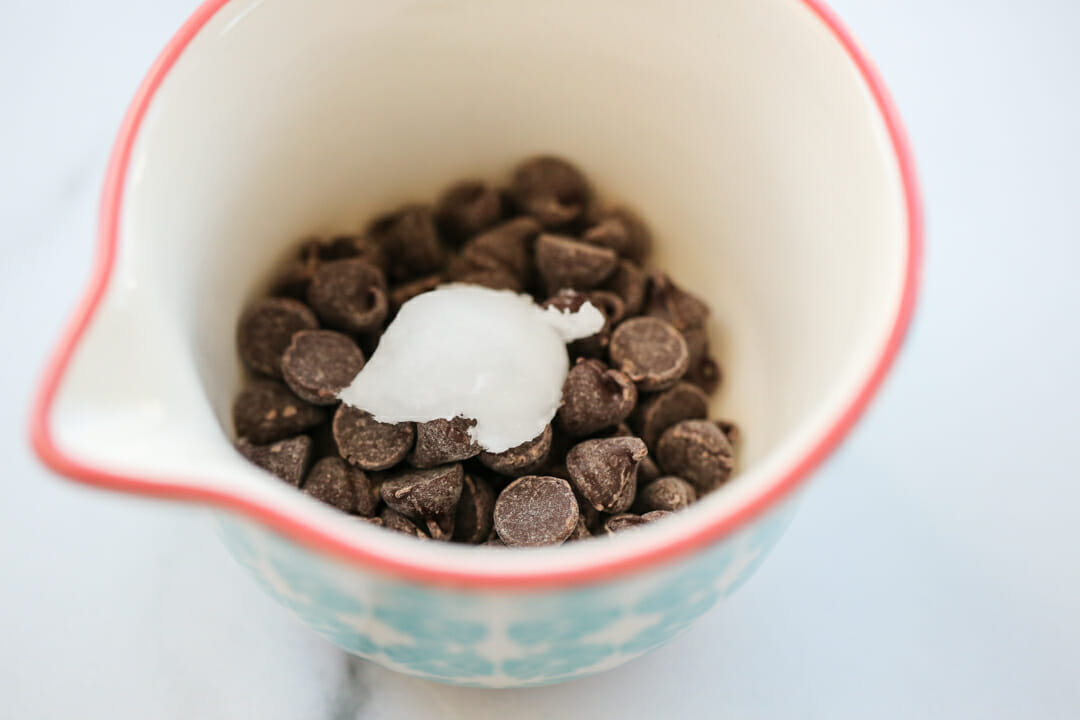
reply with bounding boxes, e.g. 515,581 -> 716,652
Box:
31,0 -> 920,687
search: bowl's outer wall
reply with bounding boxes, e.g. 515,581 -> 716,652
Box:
216,499 -> 797,687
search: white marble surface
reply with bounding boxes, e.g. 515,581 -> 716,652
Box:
3,1 -> 1079,717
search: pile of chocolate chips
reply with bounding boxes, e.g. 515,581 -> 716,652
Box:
231,156 -> 738,547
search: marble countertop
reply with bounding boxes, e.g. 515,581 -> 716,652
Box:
3,1 -> 1079,717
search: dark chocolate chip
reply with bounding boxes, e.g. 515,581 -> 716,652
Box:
581,207 -> 651,263
380,464 -> 464,540
308,418 -> 340,459
436,180 -> 504,243
604,423 -> 635,438
409,417 -> 482,468
602,510 -> 671,534
568,515 -> 592,541
541,289 -> 623,358
656,419 -> 734,494
478,424 -> 553,476
448,263 -> 523,292
369,204 -> 446,280
644,272 -> 709,331
688,357 -> 722,396
609,317 -> 690,392
631,381 -> 710,450
379,507 -> 428,538
574,487 -> 601,531
493,476 -> 579,547
456,216 -> 541,287
232,380 -> 326,444
281,330 -> 366,405
715,420 -> 740,447
321,235 -> 390,274
535,234 -> 618,292
557,358 -> 637,437
307,259 -> 389,333
637,456 -> 662,486
269,239 -> 322,300
235,435 -> 312,486
603,259 -> 648,317
332,404 -> 415,471
566,436 -> 647,514
303,456 -> 378,515
453,473 -> 496,544
680,326 -> 722,395
586,290 -> 626,326
270,260 -> 318,300
236,297 -> 319,378
509,156 -> 591,229
636,476 -> 697,513
390,274 -> 443,313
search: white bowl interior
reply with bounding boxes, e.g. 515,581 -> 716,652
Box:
53,0 -> 907,576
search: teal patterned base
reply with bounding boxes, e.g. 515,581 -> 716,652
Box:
216,501 -> 795,688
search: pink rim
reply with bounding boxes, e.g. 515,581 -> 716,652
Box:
29,0 -> 922,589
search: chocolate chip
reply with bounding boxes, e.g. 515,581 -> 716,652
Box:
636,476 -> 697,513
637,456 -> 661,486
630,381 -> 710,450
233,380 -> 326,443
688,357 -> 722,396
644,272 -> 709,331
574,488 -> 601,531
680,326 -> 722,395
390,274 -> 443,313
380,507 -> 428,538
409,417 -> 482,468
715,420 -> 740,446
656,419 -> 734,494
322,235 -> 390,273
380,464 -> 464,540
609,317 -> 690,392
582,207 -> 651,263
281,330 -> 366,405
332,404 -> 415,471
369,204 -> 446,280
509,156 -> 590,229
307,259 -> 389,333
587,290 -> 626,326
269,239 -> 322,300
235,435 -> 312,486
478,424 -> 553,476
602,510 -> 671,534
539,290 -> 609,358
456,217 -> 541,287
448,263 -> 523,292
236,297 -> 319,378
493,476 -> 579,547
566,436 -> 647,513
303,456 -> 378,515
270,260 -> 318,300
535,234 -> 618,292
453,473 -> 495,543
308,418 -> 340,459
557,358 -> 637,437
603,259 -> 648,317
436,180 -> 503,243
541,288 -> 623,358
568,515 -> 592,541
